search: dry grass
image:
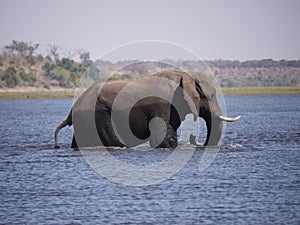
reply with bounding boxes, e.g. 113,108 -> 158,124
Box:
221,86 -> 300,96
0,90 -> 75,100
0,86 -> 299,100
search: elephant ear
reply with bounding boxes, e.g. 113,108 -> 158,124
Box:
180,75 -> 201,121
190,71 -> 216,100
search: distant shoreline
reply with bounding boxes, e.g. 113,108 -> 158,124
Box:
0,86 -> 299,100
221,86 -> 300,96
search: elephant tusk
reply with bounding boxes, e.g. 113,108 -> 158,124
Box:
219,115 -> 241,122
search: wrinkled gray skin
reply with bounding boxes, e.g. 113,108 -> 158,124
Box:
54,70 -> 240,149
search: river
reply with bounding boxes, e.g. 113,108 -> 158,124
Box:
0,95 -> 299,224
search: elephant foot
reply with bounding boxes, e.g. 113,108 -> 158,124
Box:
189,134 -> 197,145
150,127 -> 178,148
71,135 -> 78,149
156,140 -> 178,148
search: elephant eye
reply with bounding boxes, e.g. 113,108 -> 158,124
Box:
207,94 -> 214,100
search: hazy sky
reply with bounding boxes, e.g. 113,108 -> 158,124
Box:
1,0 -> 299,60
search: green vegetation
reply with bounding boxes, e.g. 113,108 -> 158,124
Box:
0,40 -> 299,94
1,67 -> 20,87
19,70 -> 36,85
43,58 -> 90,87
0,40 -> 99,89
176,59 -> 300,87
0,66 -> 39,87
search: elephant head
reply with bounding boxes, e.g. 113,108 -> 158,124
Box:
154,70 -> 240,146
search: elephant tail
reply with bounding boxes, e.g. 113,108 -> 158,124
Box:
54,113 -> 72,149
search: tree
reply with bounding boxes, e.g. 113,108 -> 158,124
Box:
28,43 -> 40,56
77,49 -> 92,65
1,67 -> 20,87
47,44 -> 60,61
4,40 -> 39,56
63,49 -> 76,59
85,64 -> 100,80
19,70 -> 36,86
43,57 -> 88,87
47,66 -> 71,87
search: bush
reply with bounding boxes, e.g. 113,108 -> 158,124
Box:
25,55 -> 35,65
43,62 -> 55,76
48,66 -> 71,87
57,58 -> 75,71
43,58 -> 87,87
19,71 -> 36,85
37,54 -> 44,62
2,67 -> 20,87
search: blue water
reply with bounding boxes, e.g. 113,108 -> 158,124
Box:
0,95 -> 299,224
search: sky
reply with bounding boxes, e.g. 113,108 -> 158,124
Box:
0,0 -> 300,61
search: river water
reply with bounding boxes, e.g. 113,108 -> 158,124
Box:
0,95 -> 299,224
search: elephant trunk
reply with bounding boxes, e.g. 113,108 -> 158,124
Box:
204,115 -> 223,146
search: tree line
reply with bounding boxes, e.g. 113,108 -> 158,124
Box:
205,59 -> 300,68
0,40 -> 299,88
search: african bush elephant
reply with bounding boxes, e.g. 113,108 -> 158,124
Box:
54,70 -> 240,149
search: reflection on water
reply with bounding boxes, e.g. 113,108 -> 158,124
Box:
0,95 -> 299,224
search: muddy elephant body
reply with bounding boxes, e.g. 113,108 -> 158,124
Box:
54,70 -> 240,149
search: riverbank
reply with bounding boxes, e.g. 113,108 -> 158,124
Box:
0,86 -> 299,100
0,89 -> 75,100
221,86 -> 300,96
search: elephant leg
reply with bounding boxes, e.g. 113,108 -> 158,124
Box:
95,112 -> 125,147
149,125 -> 178,148
71,135 -> 78,149
99,126 -> 125,147
72,127 -> 124,148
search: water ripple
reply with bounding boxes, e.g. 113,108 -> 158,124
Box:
0,96 -> 299,224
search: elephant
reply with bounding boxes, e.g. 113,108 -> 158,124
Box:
54,70 -> 240,149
